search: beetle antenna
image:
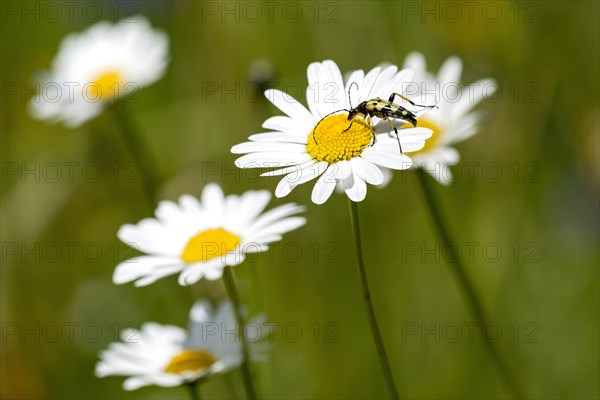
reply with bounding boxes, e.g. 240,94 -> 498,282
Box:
312,109 -> 350,144
348,81 -> 358,109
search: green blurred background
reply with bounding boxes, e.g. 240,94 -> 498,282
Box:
1,1 -> 598,398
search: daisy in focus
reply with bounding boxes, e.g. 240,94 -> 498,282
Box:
114,183 -> 305,286
231,60 -> 434,205
29,15 -> 169,127
401,52 -> 497,184
95,300 -> 269,390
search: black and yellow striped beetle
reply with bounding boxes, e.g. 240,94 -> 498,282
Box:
313,82 -> 436,154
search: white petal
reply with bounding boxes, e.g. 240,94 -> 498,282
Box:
133,265 -> 185,287
350,157 -> 384,185
234,152 -> 312,169
379,167 -> 394,188
179,194 -> 203,215
306,60 -> 345,117
201,183 -> 225,225
178,259 -> 224,285
275,178 -> 294,198
223,251 -> 246,268
247,131 -> 308,144
367,65 -> 398,100
322,60 -> 346,111
117,221 -> 182,257
452,78 -> 497,119
389,68 -> 415,95
284,161 -> 328,184
333,160 -> 352,180
438,56 -> 463,89
260,160 -> 316,177
248,217 -> 306,242
311,166 -> 338,204
248,203 -> 306,234
413,147 -> 460,185
396,127 -> 434,141
229,190 -> 272,230
443,112 -> 482,145
231,141 -> 306,154
123,376 -> 153,391
262,115 -> 311,135
264,89 -> 314,125
403,52 -> 426,73
359,66 -> 381,102
362,146 -> 414,170
375,128 -> 433,153
113,256 -> 184,285
343,172 -> 367,202
274,161 -> 328,197
306,62 -> 322,118
419,162 -> 454,186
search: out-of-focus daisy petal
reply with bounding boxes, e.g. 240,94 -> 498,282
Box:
113,183 -> 305,287
29,15 -> 169,127
96,301 -> 271,390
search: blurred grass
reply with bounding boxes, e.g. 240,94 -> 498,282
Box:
1,1 -> 599,399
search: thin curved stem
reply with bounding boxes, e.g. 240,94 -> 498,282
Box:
109,101 -> 161,208
415,168 -> 525,398
186,381 -> 200,400
222,266 -> 257,400
348,200 -> 400,400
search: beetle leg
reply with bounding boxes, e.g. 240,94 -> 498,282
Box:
342,119 -> 355,133
383,116 -> 403,154
342,111 -> 365,133
388,92 -> 436,109
367,115 -> 376,147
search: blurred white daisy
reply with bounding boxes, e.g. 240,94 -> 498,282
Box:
96,300 -> 269,390
231,60 -> 433,205
401,52 -> 497,184
114,183 -> 305,286
29,15 -> 169,127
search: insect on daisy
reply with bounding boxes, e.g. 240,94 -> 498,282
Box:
401,52 -> 498,184
28,15 -> 169,127
312,82 -> 437,154
231,60 -> 434,205
113,183 -> 306,286
95,300 -> 270,391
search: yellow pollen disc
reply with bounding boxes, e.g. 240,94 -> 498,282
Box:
181,228 -> 241,263
88,71 -> 122,100
410,118 -> 441,154
306,113 -> 373,163
164,349 -> 217,374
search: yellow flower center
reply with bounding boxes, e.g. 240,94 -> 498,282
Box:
306,113 -> 373,163
410,118 -> 441,154
164,349 -> 217,374
181,228 -> 241,263
88,71 -> 122,100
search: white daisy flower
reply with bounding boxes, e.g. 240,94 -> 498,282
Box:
231,60 -> 433,205
29,15 -> 169,128
95,300 -> 269,390
114,183 -> 305,286
401,52 -> 497,184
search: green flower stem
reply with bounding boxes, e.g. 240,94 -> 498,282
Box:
222,266 -> 257,400
110,101 -> 161,207
415,168 -> 525,398
186,381 -> 200,400
348,200 -> 400,400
